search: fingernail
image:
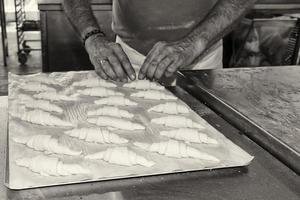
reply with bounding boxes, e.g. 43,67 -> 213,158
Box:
130,74 -> 136,80
123,78 -> 128,82
138,74 -> 144,80
116,78 -> 120,82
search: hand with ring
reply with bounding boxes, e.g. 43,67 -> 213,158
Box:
85,34 -> 136,82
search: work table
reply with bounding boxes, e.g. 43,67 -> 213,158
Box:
1,66 -> 299,199
182,66 -> 300,153
179,66 -> 300,174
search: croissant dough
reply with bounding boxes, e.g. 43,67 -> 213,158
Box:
160,128 -> 218,144
73,78 -> 116,88
18,109 -> 73,127
151,116 -> 204,129
10,104 -> 26,119
131,90 -> 177,100
16,155 -> 89,176
17,94 -> 34,103
32,75 -> 62,86
64,128 -> 128,144
20,82 -> 56,92
34,91 -> 78,101
123,80 -> 164,90
85,147 -> 155,167
148,102 -> 189,114
13,134 -> 81,156
24,99 -> 63,113
94,96 -> 137,106
87,106 -> 134,118
87,116 -> 145,130
77,87 -> 123,97
134,140 -> 219,162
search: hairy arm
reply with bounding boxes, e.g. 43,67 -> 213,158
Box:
139,0 -> 258,80
63,0 -> 99,38
63,0 -> 135,82
186,0 -> 258,54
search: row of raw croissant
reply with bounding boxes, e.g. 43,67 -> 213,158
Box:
18,74 -> 177,100
13,74 -> 213,141
12,97 -> 205,130
15,74 -> 194,129
12,101 -> 219,177
14,130 -> 219,177
13,108 -> 219,177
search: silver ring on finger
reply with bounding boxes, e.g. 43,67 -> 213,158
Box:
99,58 -> 109,65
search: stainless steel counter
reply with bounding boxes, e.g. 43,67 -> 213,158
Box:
1,85 -> 299,199
179,66 -> 300,174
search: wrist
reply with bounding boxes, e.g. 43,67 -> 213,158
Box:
83,29 -> 106,45
84,32 -> 107,50
181,35 -> 208,58
81,26 -> 100,39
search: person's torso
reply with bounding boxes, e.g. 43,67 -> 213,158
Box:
112,0 -> 218,55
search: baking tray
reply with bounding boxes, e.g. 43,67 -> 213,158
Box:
7,71 -> 253,189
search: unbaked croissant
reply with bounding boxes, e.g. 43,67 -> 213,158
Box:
123,80 -> 164,90
19,109 -> 73,127
130,90 -> 177,100
148,102 -> 189,114
9,104 -> 26,119
24,99 -> 63,113
34,91 -> 78,101
16,155 -> 89,176
87,106 -> 134,118
151,116 -> 204,129
85,146 -> 155,167
64,128 -> 128,144
77,87 -> 123,97
32,75 -> 62,86
20,82 -> 56,92
160,128 -> 218,144
13,134 -> 81,155
134,139 -> 219,162
94,96 -> 137,106
72,78 -> 116,88
87,116 -> 145,130
17,94 -> 34,103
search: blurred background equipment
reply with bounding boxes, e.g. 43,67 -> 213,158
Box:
227,17 -> 300,67
14,0 -> 40,65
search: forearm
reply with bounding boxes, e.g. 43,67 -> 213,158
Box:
63,0 -> 100,38
186,0 -> 257,53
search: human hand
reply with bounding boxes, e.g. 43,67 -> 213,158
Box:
85,34 -> 136,82
138,38 -> 205,80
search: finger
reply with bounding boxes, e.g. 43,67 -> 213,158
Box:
97,58 -> 117,80
154,57 -> 173,80
108,54 -> 128,82
113,45 -> 136,80
146,60 -> 159,80
165,71 -> 174,77
146,51 -> 170,80
90,57 -> 108,80
139,42 -> 164,80
165,61 -> 181,77
95,65 -> 108,80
